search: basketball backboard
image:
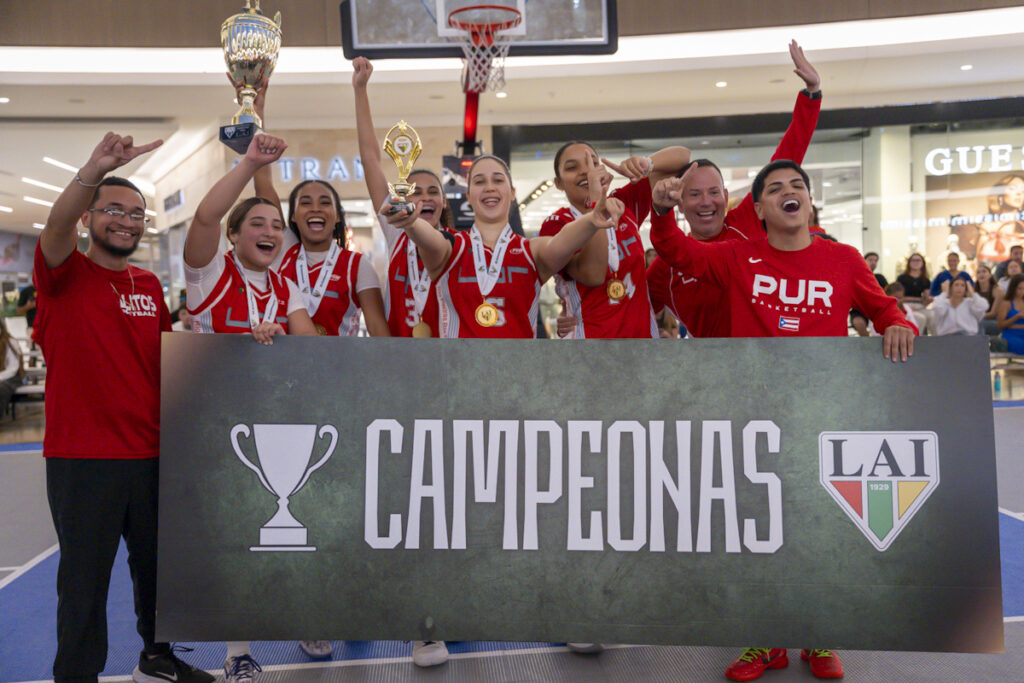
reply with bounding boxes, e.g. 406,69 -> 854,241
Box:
339,0 -> 618,59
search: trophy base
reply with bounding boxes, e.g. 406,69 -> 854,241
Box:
384,200 -> 415,216
250,545 -> 316,552
258,525 -> 307,546
220,122 -> 259,154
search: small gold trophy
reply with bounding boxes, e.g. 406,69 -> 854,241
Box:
382,121 -> 423,215
219,1 -> 282,154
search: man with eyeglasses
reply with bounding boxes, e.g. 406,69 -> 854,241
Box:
33,132 -> 213,683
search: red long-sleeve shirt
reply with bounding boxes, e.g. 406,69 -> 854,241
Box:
647,90 -> 822,337
649,210 -> 917,338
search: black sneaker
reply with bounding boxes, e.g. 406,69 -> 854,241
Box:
133,646 -> 215,683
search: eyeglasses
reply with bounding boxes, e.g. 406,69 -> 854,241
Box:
88,207 -> 150,224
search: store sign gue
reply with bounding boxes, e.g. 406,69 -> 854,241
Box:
924,144 -> 1024,176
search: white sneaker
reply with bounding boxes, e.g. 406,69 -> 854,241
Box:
567,643 -> 604,654
223,654 -> 261,683
299,640 -> 333,659
412,640 -> 449,667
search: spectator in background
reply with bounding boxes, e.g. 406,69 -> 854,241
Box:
930,251 -> 974,297
930,279 -> 988,336
897,252 -> 931,333
998,258 -> 1022,294
0,317 -> 24,416
16,284 -> 37,329
997,274 -> 1024,354
975,264 -> 1004,336
850,251 -> 889,336
993,243 -> 1022,280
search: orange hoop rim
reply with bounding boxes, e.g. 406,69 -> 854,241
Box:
448,4 -> 522,45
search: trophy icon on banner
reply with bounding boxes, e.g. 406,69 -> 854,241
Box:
382,121 -> 423,215
219,0 -> 282,154
230,423 -> 337,551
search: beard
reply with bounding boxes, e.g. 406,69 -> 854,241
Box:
90,225 -> 140,258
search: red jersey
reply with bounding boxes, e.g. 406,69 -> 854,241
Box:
188,253 -> 293,334
385,231 -> 442,337
278,243 -> 362,336
540,178 -> 657,339
435,229 -> 540,339
646,90 -> 822,338
32,244 -> 170,459
650,211 -> 917,338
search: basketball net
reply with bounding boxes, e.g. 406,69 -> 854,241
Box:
448,5 -> 522,95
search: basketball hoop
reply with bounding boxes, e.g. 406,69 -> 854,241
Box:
448,4 -> 522,94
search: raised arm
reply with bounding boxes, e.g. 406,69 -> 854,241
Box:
184,134 -> 286,268
40,133 -> 163,269
603,145 -> 692,187
531,181 -> 622,283
231,75 -> 283,219
382,203 -> 452,280
352,58 -> 393,213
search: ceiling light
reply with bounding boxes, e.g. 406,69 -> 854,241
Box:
33,223 -> 45,229
960,64 -> 973,71
495,91 -> 508,99
145,209 -> 157,217
701,140 -> 710,145
0,97 -> 9,104
715,81 -> 727,88
823,182 -> 833,187
146,228 -> 158,234
43,156 -> 77,173
22,177 -> 63,192
24,196 -> 54,208
0,205 -> 12,213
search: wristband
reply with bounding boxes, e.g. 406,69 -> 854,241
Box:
653,204 -> 673,217
74,172 -> 102,188
800,88 -> 823,100
642,156 -> 655,177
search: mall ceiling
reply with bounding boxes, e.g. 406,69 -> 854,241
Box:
2,2 -> 1024,236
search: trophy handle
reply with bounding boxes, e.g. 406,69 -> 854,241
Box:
230,424 -> 274,494
291,425 -> 337,495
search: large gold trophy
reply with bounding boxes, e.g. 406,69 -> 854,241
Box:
382,121 -> 423,214
219,1 -> 282,154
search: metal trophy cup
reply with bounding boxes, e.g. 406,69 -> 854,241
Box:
230,423 -> 337,551
219,1 -> 282,154
382,121 -> 423,215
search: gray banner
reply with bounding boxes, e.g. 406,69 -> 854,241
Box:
156,334 -> 1003,652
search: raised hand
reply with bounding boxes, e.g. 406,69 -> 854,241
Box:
789,40 -> 820,92
593,194 -> 625,229
353,56 -> 373,88
228,73 -> 268,119
382,200 -> 421,230
86,132 -> 163,176
652,163 -> 693,212
603,155 -> 653,183
584,161 -> 613,206
244,134 -> 287,168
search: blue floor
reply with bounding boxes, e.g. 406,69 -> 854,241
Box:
2,513 -> 1022,682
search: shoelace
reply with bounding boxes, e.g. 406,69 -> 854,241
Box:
150,645 -> 199,672
806,649 -> 835,658
736,648 -> 772,663
229,654 -> 262,679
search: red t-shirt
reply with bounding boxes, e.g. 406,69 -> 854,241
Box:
385,231 -> 441,337
435,230 -> 540,339
540,179 -> 657,339
188,253 -> 293,334
32,244 -> 170,459
650,211 -> 917,338
278,243 -> 362,336
646,90 -> 822,337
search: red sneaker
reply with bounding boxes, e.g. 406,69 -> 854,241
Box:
724,648 -> 788,681
800,649 -> 844,679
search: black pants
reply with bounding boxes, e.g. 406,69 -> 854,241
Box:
46,457 -> 168,682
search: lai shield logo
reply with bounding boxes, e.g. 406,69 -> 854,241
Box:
819,431 -> 939,551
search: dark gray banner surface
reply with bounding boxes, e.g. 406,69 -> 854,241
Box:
156,335 -> 1003,652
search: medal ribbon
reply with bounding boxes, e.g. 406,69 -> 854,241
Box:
296,242 -> 340,317
405,237 -> 431,319
233,252 -> 278,330
470,223 -> 514,298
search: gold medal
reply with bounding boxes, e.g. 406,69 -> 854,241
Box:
412,321 -> 432,338
314,323 -> 328,336
475,302 -> 499,327
607,278 -> 626,301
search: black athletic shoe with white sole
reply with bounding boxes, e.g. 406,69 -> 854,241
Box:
132,646 -> 215,683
